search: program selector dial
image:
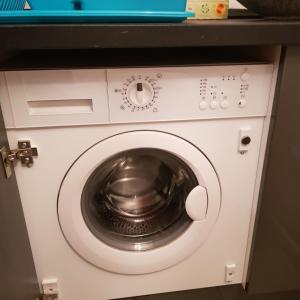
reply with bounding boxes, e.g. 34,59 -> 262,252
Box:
127,81 -> 154,106
121,76 -> 161,111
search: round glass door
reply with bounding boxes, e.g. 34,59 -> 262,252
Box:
81,148 -> 198,252
58,131 -> 221,274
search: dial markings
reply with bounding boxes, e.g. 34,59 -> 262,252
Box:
119,75 -> 161,111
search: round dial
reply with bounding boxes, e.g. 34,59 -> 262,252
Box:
120,75 -> 161,112
127,81 -> 154,107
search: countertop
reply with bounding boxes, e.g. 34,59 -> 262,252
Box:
0,16 -> 300,52
1,11 -> 300,70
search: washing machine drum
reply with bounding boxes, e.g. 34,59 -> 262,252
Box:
81,148 -> 197,252
58,131 -> 221,274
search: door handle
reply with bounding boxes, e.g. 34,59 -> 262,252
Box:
185,185 -> 208,221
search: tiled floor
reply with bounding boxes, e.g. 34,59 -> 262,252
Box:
119,285 -> 300,300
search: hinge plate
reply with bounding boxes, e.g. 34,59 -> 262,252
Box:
0,146 -> 12,178
0,140 -> 38,179
40,294 -> 58,300
40,278 -> 59,300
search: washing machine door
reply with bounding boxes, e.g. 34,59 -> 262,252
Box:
58,131 -> 221,274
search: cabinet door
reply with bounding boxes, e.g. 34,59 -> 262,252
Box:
0,107 -> 39,299
247,46 -> 300,293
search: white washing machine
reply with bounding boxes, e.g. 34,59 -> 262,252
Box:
0,64 -> 275,300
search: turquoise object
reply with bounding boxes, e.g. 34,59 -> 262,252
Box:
0,10 -> 193,23
0,0 -> 26,10
0,0 -> 193,23
28,0 -> 187,12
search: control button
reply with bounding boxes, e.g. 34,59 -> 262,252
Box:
220,100 -> 230,109
210,101 -> 218,110
239,127 -> 252,154
241,72 -> 251,82
241,136 -> 252,145
199,101 -> 208,110
238,99 -> 247,108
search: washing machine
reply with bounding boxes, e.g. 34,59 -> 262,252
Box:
0,64 -> 275,300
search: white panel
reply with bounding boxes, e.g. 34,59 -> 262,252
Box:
7,118 -> 266,300
4,69 -> 109,128
242,47 -> 282,286
107,64 -> 273,123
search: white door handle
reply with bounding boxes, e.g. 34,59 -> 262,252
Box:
185,185 -> 208,221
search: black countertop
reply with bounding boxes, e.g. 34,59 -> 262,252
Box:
0,18 -> 300,51
0,12 -> 299,70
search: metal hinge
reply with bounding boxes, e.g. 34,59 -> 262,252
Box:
37,294 -> 58,300
0,140 -> 38,179
38,279 -> 59,300
37,295 -> 58,300
39,294 -> 58,300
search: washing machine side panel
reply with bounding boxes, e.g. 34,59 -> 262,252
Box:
6,118 -> 265,300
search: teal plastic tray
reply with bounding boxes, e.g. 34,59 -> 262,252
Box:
0,10 -> 193,23
0,0 -> 26,10
28,0 -> 188,12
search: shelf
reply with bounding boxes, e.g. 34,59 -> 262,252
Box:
0,18 -> 300,51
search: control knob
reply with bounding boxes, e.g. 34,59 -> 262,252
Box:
128,82 -> 154,107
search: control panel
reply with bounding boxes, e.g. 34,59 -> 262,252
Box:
1,64 -> 274,128
107,64 -> 273,123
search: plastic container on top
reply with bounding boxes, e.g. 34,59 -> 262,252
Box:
0,0 -> 193,24
28,0 -> 188,12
